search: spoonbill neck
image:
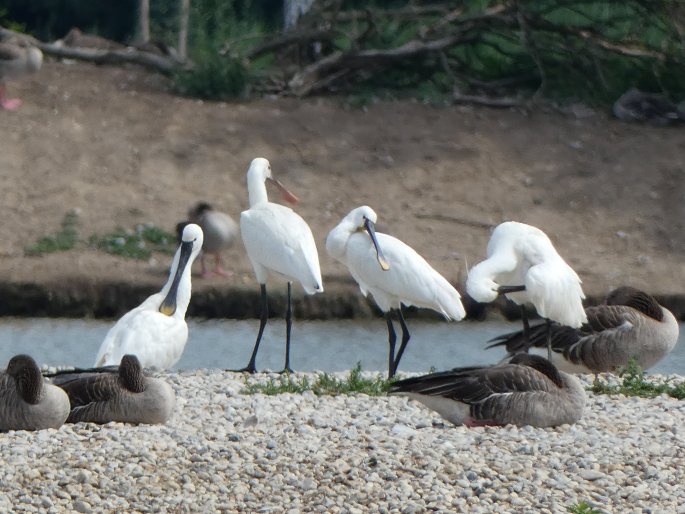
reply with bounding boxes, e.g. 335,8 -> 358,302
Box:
247,173 -> 269,207
159,241 -> 193,318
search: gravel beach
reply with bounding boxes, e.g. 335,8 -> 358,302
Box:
1,370 -> 684,513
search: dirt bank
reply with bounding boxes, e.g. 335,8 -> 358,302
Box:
1,60 -> 684,319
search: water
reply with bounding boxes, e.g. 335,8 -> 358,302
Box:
1,318 -> 684,376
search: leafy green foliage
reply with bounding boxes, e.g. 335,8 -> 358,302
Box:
173,55 -> 250,100
568,502 -> 602,514
25,211 -> 80,256
93,224 -> 177,260
590,359 -> 685,400
89,224 -> 177,261
241,363 -> 392,396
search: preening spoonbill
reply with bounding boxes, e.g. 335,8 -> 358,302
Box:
465,221 -> 586,358
94,223 -> 204,370
390,354 -> 585,428
181,202 -> 239,278
0,41 -> 42,110
239,157 -> 323,373
0,354 -> 70,431
488,286 -> 679,374
51,354 -> 175,425
326,206 -> 465,378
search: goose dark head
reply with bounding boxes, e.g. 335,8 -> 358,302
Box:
509,353 -> 564,388
605,287 -> 663,321
119,354 -> 146,393
6,354 -> 43,404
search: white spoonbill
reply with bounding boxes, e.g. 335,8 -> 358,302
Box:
94,223 -> 204,370
326,206 -> 465,378
466,221 -> 586,358
488,286 -> 679,374
390,354 -> 585,428
239,157 -> 323,373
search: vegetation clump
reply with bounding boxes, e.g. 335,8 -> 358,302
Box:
241,363 -> 392,397
591,359 -> 685,400
25,211 -> 80,256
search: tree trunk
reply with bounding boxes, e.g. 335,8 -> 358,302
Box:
178,0 -> 190,60
139,0 -> 150,42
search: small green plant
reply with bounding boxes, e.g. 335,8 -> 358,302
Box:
173,54 -> 250,101
241,363 -> 392,396
90,224 -> 177,260
25,211 -> 80,256
568,501 -> 602,514
590,359 -> 685,400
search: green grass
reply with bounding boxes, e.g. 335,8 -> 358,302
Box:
89,224 -> 177,260
590,359 -> 685,400
568,501 -> 602,514
241,363 -> 392,396
25,211 -> 80,256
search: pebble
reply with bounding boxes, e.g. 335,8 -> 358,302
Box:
0,370 -> 683,512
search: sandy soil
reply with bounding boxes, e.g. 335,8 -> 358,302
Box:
1,60 -> 684,317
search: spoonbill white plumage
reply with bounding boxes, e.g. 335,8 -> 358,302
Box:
488,286 -> 679,374
0,41 -> 42,110
326,206 -> 466,378
465,221 -> 587,358
239,157 -> 323,373
93,223 -> 204,370
390,353 -> 586,428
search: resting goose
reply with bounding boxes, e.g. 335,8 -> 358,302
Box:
390,354 -> 585,428
488,286 -> 679,374
0,40 -> 43,110
187,202 -> 239,278
0,354 -> 70,431
51,355 -> 175,425
94,223 -> 204,369
466,221 -> 587,359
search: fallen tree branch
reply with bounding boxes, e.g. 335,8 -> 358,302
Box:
452,90 -> 524,108
0,26 -> 184,75
288,31 -> 479,95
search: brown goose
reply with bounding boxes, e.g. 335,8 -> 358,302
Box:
390,354 -> 585,428
488,286 -> 679,374
187,202 -> 239,278
0,40 -> 43,110
51,354 -> 175,425
0,354 -> 70,431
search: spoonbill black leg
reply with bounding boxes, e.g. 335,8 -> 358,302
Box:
385,312 -> 397,379
391,308 -> 411,377
282,282 -> 294,374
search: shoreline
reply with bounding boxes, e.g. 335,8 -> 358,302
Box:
1,279 -> 684,321
1,370 -> 683,512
